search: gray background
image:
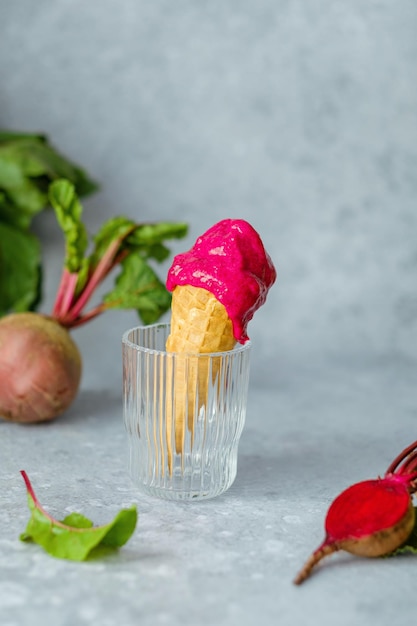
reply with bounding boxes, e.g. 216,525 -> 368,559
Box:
2,0 -> 416,380
1,2 -> 417,626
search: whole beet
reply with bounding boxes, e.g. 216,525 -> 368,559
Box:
0,312 -> 81,423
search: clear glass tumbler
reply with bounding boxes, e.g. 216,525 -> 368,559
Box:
122,323 -> 251,501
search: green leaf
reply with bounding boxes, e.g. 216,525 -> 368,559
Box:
0,222 -> 41,315
0,131 -> 46,142
103,254 -> 172,324
0,131 -> 98,318
125,222 -> 189,250
0,149 -> 49,228
0,132 -> 98,201
91,219 -> 188,266
20,471 -> 138,561
48,179 -> 89,273
125,223 -> 188,263
0,131 -> 98,233
88,216 -> 137,270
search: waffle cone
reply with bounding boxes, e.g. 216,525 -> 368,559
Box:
165,285 -> 236,468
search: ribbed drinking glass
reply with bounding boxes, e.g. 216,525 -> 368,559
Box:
122,323 -> 251,501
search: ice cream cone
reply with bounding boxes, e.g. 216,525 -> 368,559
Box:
165,284 -> 236,469
166,284 -> 236,354
163,218 -> 277,476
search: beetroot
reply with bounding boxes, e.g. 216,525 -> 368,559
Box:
0,179 -> 187,424
0,313 -> 81,423
294,440 -> 417,585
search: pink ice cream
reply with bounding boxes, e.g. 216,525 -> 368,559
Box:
166,219 -> 276,343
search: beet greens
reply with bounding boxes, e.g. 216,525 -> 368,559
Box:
48,179 -> 188,328
0,179 -> 187,423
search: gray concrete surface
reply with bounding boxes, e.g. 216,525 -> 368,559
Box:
1,1 -> 417,624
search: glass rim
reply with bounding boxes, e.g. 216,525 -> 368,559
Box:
122,322 -> 252,357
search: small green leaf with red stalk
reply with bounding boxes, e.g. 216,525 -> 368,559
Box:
20,471 -> 138,561
48,179 -> 188,328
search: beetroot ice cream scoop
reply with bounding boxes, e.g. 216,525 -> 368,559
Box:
166,218 -> 276,344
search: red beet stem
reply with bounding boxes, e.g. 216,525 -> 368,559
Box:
386,439 -> 417,473
385,440 -> 417,488
20,470 -> 36,501
65,241 -> 119,322
52,269 -> 78,318
62,303 -> 107,328
53,235 -> 131,329
20,470 -> 96,533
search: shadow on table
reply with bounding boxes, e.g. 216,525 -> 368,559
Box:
233,451 -> 312,499
87,545 -> 171,565
59,388 -> 123,425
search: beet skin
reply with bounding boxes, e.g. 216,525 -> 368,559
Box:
0,312 -> 82,423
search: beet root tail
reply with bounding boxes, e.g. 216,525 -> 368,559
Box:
293,541 -> 338,585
